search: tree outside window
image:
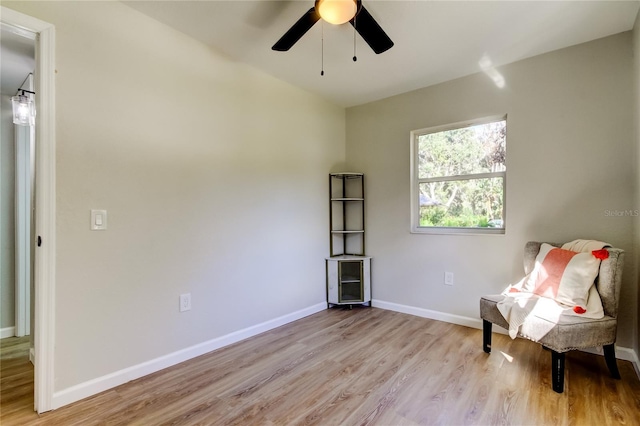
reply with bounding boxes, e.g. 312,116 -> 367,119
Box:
411,117 -> 506,234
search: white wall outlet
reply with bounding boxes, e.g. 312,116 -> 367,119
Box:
179,293 -> 191,312
444,272 -> 454,286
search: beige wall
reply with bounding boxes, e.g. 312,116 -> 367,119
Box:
1,95 -> 15,330
347,33 -> 637,348
5,1 -> 345,392
5,0 -> 638,403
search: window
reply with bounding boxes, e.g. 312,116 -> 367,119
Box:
410,116 -> 506,234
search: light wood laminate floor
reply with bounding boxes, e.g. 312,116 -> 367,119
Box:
2,308 -> 639,425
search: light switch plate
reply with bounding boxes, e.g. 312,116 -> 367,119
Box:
91,209 -> 107,230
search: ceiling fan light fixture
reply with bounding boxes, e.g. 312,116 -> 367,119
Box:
272,0 -> 392,54
316,0 -> 357,25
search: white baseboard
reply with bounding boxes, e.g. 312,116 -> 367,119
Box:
372,299 -> 484,330
372,298 -> 640,379
0,326 -> 15,339
52,302 -> 327,410
580,346 -> 640,379
624,348 -> 640,379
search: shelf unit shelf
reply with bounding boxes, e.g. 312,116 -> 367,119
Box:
326,173 -> 371,308
328,173 -> 365,257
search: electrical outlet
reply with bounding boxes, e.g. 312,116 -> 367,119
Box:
444,272 -> 454,286
179,293 -> 191,312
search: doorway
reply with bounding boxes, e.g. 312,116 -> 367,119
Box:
1,6 -> 56,414
1,26 -> 35,341
1,21 -> 36,416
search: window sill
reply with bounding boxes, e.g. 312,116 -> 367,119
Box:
410,226 -> 505,235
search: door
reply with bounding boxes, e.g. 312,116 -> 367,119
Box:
14,74 -> 35,339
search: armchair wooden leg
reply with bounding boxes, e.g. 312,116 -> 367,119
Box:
551,350 -> 565,393
603,344 -> 621,379
482,320 -> 492,353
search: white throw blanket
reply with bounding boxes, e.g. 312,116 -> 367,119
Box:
497,240 -> 608,340
561,239 -> 609,252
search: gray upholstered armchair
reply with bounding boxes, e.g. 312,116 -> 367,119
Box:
480,241 -> 625,393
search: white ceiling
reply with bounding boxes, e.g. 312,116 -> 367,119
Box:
124,0 -> 639,107
2,2 -> 638,105
0,23 -> 35,96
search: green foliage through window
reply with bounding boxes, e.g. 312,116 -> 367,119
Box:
412,118 -> 506,231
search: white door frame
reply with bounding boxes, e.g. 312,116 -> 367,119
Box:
14,110 -> 34,338
1,6 -> 56,414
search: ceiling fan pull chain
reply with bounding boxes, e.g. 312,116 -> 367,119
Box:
353,15 -> 357,62
321,20 -> 325,76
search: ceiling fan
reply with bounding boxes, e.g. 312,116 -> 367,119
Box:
272,0 -> 394,55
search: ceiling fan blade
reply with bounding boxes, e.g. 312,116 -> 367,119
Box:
272,7 -> 321,51
350,6 -> 394,54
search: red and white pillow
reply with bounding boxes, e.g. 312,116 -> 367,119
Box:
521,243 -> 606,315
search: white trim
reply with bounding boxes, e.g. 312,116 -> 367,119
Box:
1,6 -> 56,414
580,346 -> 640,368
51,302 -> 327,410
576,346 -> 640,380
35,22 -> 56,413
409,225 -> 506,236
30,347 -> 35,365
372,298 -> 640,379
14,117 -> 33,338
412,115 -> 509,138
419,171 -> 505,184
622,347 -> 640,379
372,299 -> 484,329
1,327 -> 16,339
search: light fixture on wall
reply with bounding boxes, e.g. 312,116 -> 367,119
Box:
12,89 -> 36,126
316,0 -> 358,25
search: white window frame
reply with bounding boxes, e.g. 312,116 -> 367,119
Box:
410,115 -> 507,235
